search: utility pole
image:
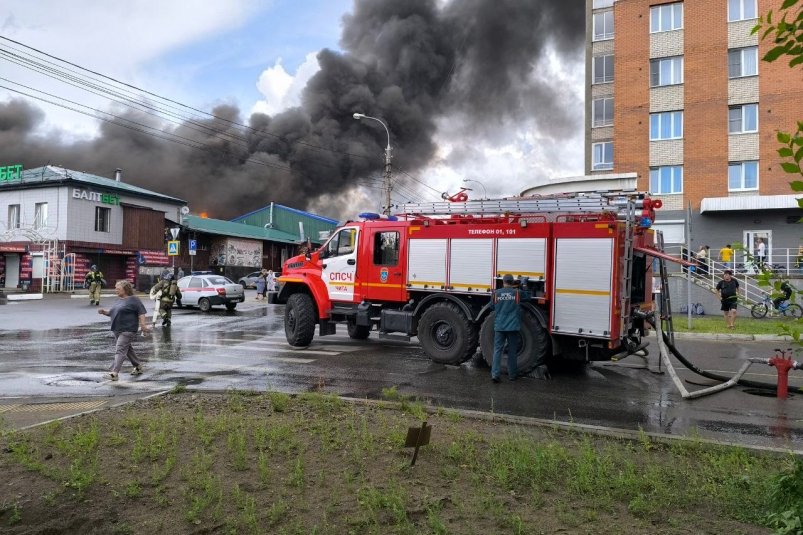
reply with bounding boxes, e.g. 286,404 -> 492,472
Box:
354,112 -> 393,215
383,143 -> 392,215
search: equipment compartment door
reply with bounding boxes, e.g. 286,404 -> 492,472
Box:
497,238 -> 546,280
449,239 -> 493,293
407,239 -> 447,290
321,227 -> 360,303
552,238 -> 613,338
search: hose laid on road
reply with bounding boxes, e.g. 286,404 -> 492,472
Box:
649,318 -> 803,395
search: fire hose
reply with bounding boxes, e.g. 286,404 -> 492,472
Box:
648,317 -> 803,398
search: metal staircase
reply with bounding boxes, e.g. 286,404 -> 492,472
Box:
661,245 -> 767,307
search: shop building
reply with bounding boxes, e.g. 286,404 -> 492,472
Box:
0,166 -> 185,292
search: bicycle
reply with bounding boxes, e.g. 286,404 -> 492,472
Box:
750,294 -> 803,319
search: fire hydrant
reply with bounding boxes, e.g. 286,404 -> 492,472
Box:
751,349 -> 803,399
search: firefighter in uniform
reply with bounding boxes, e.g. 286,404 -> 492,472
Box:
489,274 -> 530,382
85,265 -> 104,306
150,272 -> 182,327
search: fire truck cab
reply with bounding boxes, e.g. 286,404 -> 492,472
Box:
277,192 -> 661,374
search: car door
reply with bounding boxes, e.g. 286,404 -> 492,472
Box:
362,227 -> 405,302
181,276 -> 204,306
321,227 -> 360,303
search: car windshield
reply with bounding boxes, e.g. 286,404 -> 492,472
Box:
206,276 -> 232,285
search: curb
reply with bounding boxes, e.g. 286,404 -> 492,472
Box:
13,389 -> 798,457
671,331 -> 792,342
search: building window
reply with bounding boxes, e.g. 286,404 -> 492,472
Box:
650,56 -> 684,86
94,206 -> 110,233
649,166 -> 683,195
593,55 -> 614,84
34,202 -> 48,229
728,104 -> 758,133
593,0 -> 614,8
728,47 -> 758,78
593,10 -> 614,41
728,0 -> 757,21
650,2 -> 683,33
7,204 -> 20,229
649,111 -> 683,140
728,161 -> 759,191
592,142 -> 613,171
592,97 -> 614,127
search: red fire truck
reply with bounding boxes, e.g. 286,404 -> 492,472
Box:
276,192 -> 663,374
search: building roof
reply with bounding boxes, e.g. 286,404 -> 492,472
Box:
231,202 -> 338,243
182,215 -> 300,244
700,194 -> 802,213
520,173 -> 638,196
1,166 -> 186,204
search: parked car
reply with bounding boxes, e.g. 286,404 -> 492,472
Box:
238,271 -> 262,289
176,274 -> 244,312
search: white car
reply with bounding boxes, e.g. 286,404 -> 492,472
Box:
176,274 -> 245,312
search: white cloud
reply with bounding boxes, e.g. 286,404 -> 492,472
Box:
252,52 -> 320,116
0,0 -> 265,138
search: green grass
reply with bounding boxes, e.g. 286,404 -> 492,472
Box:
670,315 -> 798,335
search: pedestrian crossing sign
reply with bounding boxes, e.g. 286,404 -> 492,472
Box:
167,240 -> 179,256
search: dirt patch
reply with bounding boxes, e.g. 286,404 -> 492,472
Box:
0,391 -> 783,534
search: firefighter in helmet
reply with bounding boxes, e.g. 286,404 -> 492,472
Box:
149,271 -> 182,327
85,264 -> 105,306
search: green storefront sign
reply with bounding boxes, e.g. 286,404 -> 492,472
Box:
72,188 -> 121,205
0,164 -> 23,183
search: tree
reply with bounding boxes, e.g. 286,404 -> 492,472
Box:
752,1 -> 803,345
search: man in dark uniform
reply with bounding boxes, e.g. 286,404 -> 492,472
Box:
85,265 -> 104,305
149,272 -> 182,327
489,274 -> 530,382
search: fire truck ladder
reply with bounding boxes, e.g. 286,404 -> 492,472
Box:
619,199 -> 636,336
397,192 -> 648,218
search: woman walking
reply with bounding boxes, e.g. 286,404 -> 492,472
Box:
98,280 -> 150,381
255,269 -> 267,300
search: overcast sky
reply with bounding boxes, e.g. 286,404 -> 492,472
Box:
0,0 -> 585,218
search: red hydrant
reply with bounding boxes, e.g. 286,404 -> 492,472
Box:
768,349 -> 800,400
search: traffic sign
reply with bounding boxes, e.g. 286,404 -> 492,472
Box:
167,241 -> 179,256
189,239 -> 197,251
189,249 -> 196,256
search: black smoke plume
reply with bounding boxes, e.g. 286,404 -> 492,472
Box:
0,0 -> 584,220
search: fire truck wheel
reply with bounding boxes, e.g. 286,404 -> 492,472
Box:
285,293 -> 316,347
417,302 -> 478,365
479,311 -> 548,375
347,320 -> 371,339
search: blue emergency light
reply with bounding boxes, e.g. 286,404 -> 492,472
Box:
358,212 -> 398,221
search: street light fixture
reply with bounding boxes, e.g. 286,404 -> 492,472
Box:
463,178 -> 487,199
353,112 -> 392,215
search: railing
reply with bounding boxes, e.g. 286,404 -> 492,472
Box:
660,245 -> 799,307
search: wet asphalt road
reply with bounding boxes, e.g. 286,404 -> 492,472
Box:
1,292 -> 802,450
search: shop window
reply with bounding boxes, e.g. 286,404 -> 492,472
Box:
7,204 -> 20,229
95,207 -> 110,232
373,231 -> 399,266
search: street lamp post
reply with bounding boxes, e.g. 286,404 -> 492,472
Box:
353,112 -> 392,215
463,179 -> 487,199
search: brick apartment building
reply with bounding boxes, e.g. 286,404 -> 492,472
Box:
585,0 -> 802,267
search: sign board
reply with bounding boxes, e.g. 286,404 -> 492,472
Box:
170,228 -> 180,240
71,188 -> 120,205
189,249 -> 196,256
167,241 -> 179,256
0,164 -> 23,183
189,239 -> 197,251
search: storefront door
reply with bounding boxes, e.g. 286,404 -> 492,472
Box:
743,230 -> 772,268
4,254 -> 20,288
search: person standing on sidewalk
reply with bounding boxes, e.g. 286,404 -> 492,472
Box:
715,270 -> 739,330
490,274 -> 530,383
85,265 -> 105,306
98,280 -> 150,381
